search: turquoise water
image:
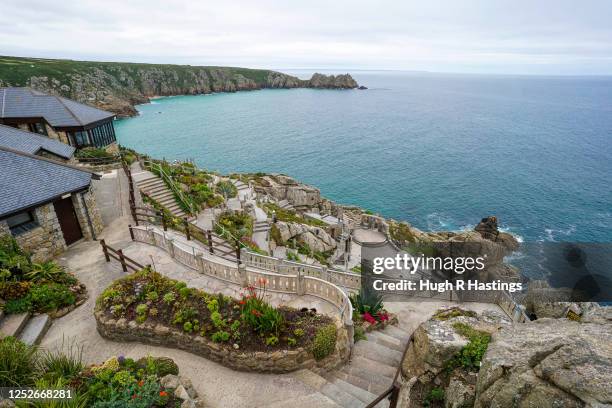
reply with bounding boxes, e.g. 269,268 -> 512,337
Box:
115,71 -> 612,244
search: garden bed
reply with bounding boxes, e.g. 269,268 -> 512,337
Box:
95,269 -> 350,373
0,236 -> 87,317
0,336 -> 204,407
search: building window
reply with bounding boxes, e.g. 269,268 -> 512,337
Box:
28,122 -> 48,136
5,211 -> 38,235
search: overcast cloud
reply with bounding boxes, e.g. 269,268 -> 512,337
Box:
1,0 -> 611,74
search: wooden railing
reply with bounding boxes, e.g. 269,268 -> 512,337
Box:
129,205 -> 240,263
100,239 -> 148,272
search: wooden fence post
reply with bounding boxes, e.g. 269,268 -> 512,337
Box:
207,230 -> 214,254
100,239 -> 110,262
184,218 -> 191,240
235,239 -> 241,263
117,249 -> 128,272
128,224 -> 135,240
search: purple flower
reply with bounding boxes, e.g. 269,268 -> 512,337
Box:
118,355 -> 126,364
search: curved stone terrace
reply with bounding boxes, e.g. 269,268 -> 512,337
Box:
36,161 -> 509,407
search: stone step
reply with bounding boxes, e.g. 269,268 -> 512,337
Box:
139,181 -> 166,190
18,314 -> 52,345
367,330 -> 405,352
143,185 -> 170,195
292,370 -> 364,408
136,176 -> 160,186
353,339 -> 403,367
324,373 -> 379,404
266,393 -> 342,408
380,324 -> 412,342
0,312 -> 31,338
345,355 -> 396,380
337,365 -> 393,395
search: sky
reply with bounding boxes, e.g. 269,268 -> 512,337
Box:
2,0 -> 612,75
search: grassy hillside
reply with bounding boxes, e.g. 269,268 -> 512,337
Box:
0,56 -> 275,87
0,56 -> 357,116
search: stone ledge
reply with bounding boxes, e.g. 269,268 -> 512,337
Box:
95,311 -> 350,373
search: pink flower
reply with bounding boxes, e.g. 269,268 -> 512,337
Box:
363,312 -> 377,324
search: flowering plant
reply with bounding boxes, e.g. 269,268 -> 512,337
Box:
239,279 -> 284,335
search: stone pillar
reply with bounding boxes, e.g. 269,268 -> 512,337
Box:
197,254 -> 206,274
238,263 -> 248,286
167,238 -> 175,258
296,269 -> 305,296
147,228 -> 156,245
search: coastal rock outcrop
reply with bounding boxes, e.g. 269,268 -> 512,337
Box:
254,175 -> 323,210
474,318 -> 612,407
1,56 -> 359,117
273,221 -> 336,253
397,307 -> 511,408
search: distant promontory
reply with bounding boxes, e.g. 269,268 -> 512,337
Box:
0,56 -> 360,117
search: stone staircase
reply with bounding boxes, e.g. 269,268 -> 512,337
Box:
137,175 -> 189,219
253,220 -> 270,234
0,311 -> 52,345
277,199 -> 295,211
232,179 -> 249,193
281,324 -> 410,408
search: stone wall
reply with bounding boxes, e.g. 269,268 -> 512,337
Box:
95,311 -> 350,374
44,124 -> 71,145
72,189 -> 104,240
2,203 -> 68,262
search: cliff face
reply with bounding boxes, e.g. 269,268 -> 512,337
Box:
0,56 -> 359,116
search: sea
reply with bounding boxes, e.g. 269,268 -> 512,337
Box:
115,70 -> 612,283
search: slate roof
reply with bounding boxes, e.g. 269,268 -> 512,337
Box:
0,147 -> 98,218
0,87 -> 114,127
0,124 -> 75,159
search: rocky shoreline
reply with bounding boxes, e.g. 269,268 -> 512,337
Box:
0,56 -> 360,117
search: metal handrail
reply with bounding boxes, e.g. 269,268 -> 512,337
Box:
143,159 -> 196,215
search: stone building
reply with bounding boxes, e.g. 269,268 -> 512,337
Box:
0,146 -> 103,261
0,87 -> 117,150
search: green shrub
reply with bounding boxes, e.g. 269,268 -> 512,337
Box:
215,180 -> 238,198
211,331 -> 230,342
424,387 -> 445,406
270,224 -> 284,246
293,328 -> 304,338
350,288 -> 384,316
447,323 -> 491,371
28,283 -> 76,312
215,211 -> 253,242
353,325 -> 367,343
240,287 -> 284,335
311,324 -> 337,360
162,292 -> 175,304
25,261 -> 65,282
265,335 -> 279,346
145,291 -> 158,301
0,281 -> 32,300
4,297 -> 32,314
39,342 -> 83,382
148,357 -> 178,377
0,336 -> 40,386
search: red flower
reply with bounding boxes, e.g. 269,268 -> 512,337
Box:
363,312 -> 377,324
159,391 -> 168,397
377,312 -> 389,322
239,300 -> 246,305
251,309 -> 262,317
138,380 -> 144,387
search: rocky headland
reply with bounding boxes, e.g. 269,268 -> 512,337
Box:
0,55 -> 360,117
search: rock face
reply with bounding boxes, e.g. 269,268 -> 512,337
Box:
274,221 -> 336,252
474,317 -> 612,408
0,57 -> 359,116
255,175 -> 323,210
397,307 -> 511,408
